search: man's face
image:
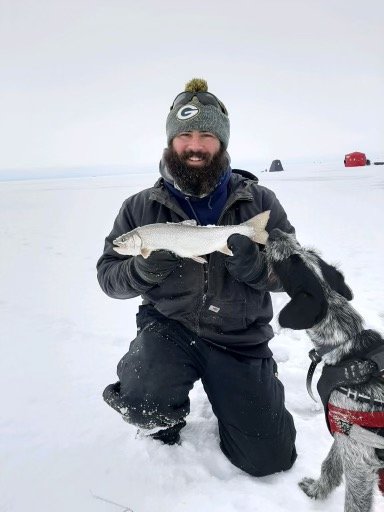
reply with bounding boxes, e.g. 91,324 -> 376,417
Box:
172,131 -> 221,167
164,131 -> 227,197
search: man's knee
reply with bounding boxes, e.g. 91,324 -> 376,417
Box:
221,434 -> 297,476
104,320 -> 199,430
103,380 -> 188,429
219,413 -> 297,477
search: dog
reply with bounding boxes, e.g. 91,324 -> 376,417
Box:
265,228 -> 384,512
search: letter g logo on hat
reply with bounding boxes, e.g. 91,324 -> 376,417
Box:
177,104 -> 199,120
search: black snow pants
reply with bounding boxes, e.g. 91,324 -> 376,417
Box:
103,305 -> 297,477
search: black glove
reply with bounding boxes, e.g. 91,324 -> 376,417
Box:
130,250 -> 181,286
274,254 -> 329,329
225,234 -> 267,284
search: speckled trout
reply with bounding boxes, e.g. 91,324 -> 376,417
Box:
113,210 -> 270,264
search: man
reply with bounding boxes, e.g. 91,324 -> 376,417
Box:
97,78 -> 297,477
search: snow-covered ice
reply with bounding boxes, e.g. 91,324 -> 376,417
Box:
1,163 -> 383,511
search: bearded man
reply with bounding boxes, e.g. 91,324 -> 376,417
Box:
97,79 -> 297,477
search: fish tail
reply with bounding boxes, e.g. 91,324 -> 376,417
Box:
243,210 -> 270,245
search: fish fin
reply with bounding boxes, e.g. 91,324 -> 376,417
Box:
113,247 -> 125,255
141,248 -> 152,259
181,219 -> 198,226
191,256 -> 207,264
243,210 -> 271,245
166,219 -> 197,226
218,245 -> 233,256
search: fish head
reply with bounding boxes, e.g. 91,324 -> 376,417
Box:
113,231 -> 142,255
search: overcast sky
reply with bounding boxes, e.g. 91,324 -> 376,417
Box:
1,0 -> 383,174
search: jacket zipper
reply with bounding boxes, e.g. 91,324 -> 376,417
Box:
182,196 -> 208,334
195,194 -> 254,334
184,196 -> 201,225
195,256 -> 208,335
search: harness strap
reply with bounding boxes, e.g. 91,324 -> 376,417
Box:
379,470 -> 384,495
337,386 -> 384,407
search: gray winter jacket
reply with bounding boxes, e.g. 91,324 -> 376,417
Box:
97,170 -> 294,357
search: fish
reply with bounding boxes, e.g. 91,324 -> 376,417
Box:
112,210 -> 270,264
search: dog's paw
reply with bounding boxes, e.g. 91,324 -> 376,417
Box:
298,477 -> 327,500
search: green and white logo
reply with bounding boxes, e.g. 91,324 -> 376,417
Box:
177,104 -> 199,120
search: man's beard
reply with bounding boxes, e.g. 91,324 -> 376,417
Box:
164,145 -> 228,197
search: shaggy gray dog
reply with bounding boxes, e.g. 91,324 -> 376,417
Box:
266,228 -> 384,512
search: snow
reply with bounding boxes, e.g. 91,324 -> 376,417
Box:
1,164 -> 383,511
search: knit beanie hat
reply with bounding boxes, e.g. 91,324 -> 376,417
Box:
166,79 -> 230,149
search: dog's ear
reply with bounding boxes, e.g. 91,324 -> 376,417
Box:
315,256 -> 353,301
279,292 -> 328,329
274,254 -> 329,330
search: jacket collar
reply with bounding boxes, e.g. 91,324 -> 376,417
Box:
149,170 -> 255,219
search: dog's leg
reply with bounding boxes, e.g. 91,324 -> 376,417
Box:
343,447 -> 377,512
299,439 -> 343,500
341,439 -> 378,512
343,465 -> 376,512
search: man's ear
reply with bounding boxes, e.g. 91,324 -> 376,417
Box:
279,292 -> 328,330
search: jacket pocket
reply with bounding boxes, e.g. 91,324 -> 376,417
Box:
200,298 -> 247,333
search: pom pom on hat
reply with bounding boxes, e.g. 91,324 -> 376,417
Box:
184,78 -> 208,93
166,78 -> 230,149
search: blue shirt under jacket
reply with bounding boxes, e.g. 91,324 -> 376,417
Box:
163,169 -> 232,226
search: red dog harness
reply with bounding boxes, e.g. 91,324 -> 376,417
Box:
328,403 -> 384,493
328,403 -> 384,433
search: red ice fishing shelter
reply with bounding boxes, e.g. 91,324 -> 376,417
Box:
344,152 -> 367,167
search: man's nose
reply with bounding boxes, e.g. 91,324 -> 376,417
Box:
186,134 -> 204,151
